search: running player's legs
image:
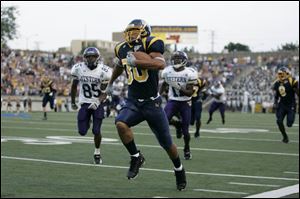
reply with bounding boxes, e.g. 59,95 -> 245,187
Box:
92,105 -> 105,135
77,104 -> 92,136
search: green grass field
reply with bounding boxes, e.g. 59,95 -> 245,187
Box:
1,111 -> 299,198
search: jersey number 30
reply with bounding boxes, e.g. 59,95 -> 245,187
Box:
122,59 -> 149,85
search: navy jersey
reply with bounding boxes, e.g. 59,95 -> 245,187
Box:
115,36 -> 164,99
192,78 -> 208,102
273,77 -> 298,106
41,79 -> 55,96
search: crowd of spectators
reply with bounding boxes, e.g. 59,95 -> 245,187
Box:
225,54 -> 299,112
1,47 -> 298,114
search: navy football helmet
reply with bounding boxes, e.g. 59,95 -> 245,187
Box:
83,47 -> 100,70
277,66 -> 288,81
124,19 -> 151,44
171,51 -> 188,69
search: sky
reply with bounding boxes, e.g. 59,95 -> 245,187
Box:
2,1 -> 299,53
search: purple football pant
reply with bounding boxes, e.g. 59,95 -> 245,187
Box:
77,103 -> 104,136
209,101 -> 225,117
164,100 -> 191,136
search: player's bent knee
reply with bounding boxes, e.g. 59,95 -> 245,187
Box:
159,137 -> 173,150
276,120 -> 283,125
78,130 -> 88,136
116,121 -> 129,132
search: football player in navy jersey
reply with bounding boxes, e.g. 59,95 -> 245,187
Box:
272,67 -> 299,143
105,19 -> 186,191
190,78 -> 210,138
40,76 -> 56,120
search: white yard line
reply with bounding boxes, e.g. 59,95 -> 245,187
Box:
284,171 -> 299,174
2,120 -> 299,135
198,136 -> 299,143
1,135 -> 299,157
229,182 -> 280,187
2,123 -> 299,138
193,188 -> 248,195
243,184 -> 299,198
1,156 -> 299,181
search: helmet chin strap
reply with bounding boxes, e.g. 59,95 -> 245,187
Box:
173,64 -> 183,69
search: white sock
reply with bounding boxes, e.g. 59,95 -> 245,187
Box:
94,148 -> 100,155
174,164 -> 183,171
131,152 -> 140,157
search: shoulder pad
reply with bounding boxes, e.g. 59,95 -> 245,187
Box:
115,41 -> 126,58
73,62 -> 84,69
272,79 -> 279,85
147,36 -> 163,49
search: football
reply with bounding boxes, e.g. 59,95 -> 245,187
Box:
132,51 -> 152,60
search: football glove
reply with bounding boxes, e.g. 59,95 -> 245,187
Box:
105,83 -> 113,96
126,52 -> 136,67
71,103 -> 78,110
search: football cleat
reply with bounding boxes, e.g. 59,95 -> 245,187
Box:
282,137 -> 289,144
127,152 -> 145,179
194,132 -> 200,138
184,149 -> 192,160
94,154 -> 103,164
206,117 -> 212,124
174,168 -> 187,191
